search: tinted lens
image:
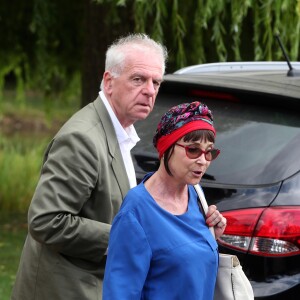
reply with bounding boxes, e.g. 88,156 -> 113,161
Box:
185,147 -> 201,159
177,144 -> 220,161
208,149 -> 220,161
186,147 -> 220,161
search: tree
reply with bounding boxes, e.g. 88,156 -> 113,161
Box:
1,0 -> 300,108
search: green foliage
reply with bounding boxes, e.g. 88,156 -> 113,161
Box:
1,0 -> 300,102
171,0 -> 187,67
125,0 -> 300,70
230,0 -> 252,61
0,134 -> 48,213
0,213 -> 27,299
0,89 -> 78,214
0,0 -> 83,107
0,0 -> 34,104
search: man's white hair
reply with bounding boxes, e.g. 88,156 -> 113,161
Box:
100,33 -> 168,90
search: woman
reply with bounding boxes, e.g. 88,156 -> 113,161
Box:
103,101 -> 227,299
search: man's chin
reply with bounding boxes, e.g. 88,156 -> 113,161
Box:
136,110 -> 152,120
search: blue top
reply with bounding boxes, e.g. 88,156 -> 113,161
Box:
103,174 -> 218,300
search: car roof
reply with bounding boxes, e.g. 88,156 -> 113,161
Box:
165,62 -> 300,101
174,61 -> 300,74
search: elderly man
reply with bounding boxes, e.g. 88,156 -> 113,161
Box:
11,33 -> 168,300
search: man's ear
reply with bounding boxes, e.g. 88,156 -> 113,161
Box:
103,71 -> 113,94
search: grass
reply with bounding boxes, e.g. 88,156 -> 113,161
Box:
0,88 -> 80,138
0,213 -> 27,299
0,135 -> 49,212
0,87 -> 80,299
0,88 -> 80,213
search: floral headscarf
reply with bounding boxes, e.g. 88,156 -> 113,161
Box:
153,101 -> 215,158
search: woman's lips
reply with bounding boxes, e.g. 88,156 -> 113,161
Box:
193,170 -> 203,177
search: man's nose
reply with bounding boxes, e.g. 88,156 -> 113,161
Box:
143,79 -> 156,95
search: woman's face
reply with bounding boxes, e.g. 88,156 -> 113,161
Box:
168,138 -> 214,186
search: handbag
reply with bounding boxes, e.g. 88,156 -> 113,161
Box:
194,184 -> 254,300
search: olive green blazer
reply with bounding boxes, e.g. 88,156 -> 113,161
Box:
11,96 -> 130,300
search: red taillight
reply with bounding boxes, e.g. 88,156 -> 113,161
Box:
189,89 -> 239,102
218,207 -> 300,257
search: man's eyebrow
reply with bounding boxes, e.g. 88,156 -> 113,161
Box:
130,73 -> 163,83
130,72 -> 144,77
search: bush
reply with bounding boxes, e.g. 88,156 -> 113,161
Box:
0,135 -> 49,213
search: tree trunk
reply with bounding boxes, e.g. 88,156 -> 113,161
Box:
81,0 -> 106,107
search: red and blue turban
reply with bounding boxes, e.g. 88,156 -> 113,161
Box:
153,101 -> 216,159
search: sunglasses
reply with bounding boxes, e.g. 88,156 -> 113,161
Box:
175,143 -> 220,161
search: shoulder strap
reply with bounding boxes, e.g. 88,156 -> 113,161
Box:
194,184 -> 216,238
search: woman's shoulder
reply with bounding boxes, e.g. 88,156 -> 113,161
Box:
120,182 -> 149,212
188,184 -> 198,197
111,183 -> 151,229
122,172 -> 154,208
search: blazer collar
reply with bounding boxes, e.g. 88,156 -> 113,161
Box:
93,95 -> 130,198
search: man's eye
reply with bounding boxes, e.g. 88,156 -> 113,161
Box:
153,81 -> 161,88
133,77 -> 143,84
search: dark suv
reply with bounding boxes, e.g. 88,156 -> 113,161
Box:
132,62 -> 300,300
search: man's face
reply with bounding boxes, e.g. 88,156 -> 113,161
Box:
104,48 -> 164,128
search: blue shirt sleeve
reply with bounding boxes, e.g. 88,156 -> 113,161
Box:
103,211 -> 152,300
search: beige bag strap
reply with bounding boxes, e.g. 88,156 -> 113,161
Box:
194,184 -> 216,238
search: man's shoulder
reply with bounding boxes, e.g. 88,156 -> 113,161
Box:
56,98 -> 108,136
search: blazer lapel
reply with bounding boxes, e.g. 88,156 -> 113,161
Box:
93,96 -> 130,199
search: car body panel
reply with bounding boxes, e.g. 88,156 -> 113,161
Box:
272,172 -> 300,206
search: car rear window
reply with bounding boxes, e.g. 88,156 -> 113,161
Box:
134,93 -> 300,186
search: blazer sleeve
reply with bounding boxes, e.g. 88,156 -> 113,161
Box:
28,130 -> 110,263
103,211 -> 152,299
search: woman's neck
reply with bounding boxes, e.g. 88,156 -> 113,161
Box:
144,171 -> 189,215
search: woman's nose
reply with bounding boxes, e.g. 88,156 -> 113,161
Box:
196,152 -> 207,164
